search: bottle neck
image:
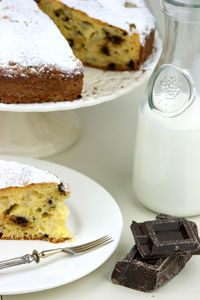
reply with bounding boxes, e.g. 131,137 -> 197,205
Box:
158,3 -> 200,93
161,0 -> 200,21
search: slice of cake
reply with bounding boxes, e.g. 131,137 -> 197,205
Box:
0,160 -> 71,243
37,0 -> 155,70
0,0 -> 84,104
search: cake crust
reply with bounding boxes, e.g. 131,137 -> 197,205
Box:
0,235 -> 71,243
0,70 -> 83,104
0,0 -> 84,104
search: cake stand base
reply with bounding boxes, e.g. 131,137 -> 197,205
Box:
0,111 -> 80,158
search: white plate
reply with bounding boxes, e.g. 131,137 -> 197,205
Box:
0,156 -> 123,295
0,33 -> 162,112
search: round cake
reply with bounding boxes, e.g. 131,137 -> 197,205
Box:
0,0 -> 156,104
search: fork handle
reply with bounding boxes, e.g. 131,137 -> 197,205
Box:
0,250 -> 40,270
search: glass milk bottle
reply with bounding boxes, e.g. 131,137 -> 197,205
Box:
133,0 -> 200,217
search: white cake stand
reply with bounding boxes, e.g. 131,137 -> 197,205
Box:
0,33 -> 162,158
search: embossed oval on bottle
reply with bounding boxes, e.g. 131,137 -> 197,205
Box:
148,64 -> 196,117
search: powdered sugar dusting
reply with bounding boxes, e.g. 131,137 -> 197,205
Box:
0,0 -> 83,78
0,160 -> 63,190
60,0 -> 155,45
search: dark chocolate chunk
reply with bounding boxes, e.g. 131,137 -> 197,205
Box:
11,216 -> 29,226
0,232 -> 3,238
156,214 -> 200,255
58,182 -> 66,195
111,245 -> 191,292
77,94 -> 82,99
131,218 -> 200,258
156,214 -> 198,232
123,31 -> 128,36
101,46 -> 110,56
127,60 -> 135,69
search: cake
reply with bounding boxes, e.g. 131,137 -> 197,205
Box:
0,160 -> 71,243
0,0 -> 155,104
37,0 -> 155,70
0,0 -> 84,104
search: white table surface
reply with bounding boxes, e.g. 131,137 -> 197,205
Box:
3,91 -> 156,300
6,2 -> 199,299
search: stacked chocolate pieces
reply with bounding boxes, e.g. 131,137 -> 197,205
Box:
111,214 -> 200,292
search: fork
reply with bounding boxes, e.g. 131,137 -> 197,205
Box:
0,235 -> 113,270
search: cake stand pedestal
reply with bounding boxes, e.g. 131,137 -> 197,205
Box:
0,33 -> 161,158
0,111 -> 80,158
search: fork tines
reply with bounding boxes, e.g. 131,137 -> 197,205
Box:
66,235 -> 113,254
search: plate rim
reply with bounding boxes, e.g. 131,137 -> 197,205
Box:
0,155 -> 123,295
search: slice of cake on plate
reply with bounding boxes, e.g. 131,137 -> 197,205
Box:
0,160 -> 71,243
37,0 -> 156,70
0,0 -> 84,104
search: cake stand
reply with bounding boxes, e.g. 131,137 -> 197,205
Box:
0,33 -> 162,158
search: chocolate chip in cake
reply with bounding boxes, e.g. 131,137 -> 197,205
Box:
112,36 -> 124,45
58,182 -> 66,195
11,216 -> 29,226
64,16 -> 70,22
0,232 -> 3,237
123,32 -> 128,36
76,30 -> 83,36
68,39 -> 74,47
5,204 -> 18,215
104,30 -> 112,41
108,63 -> 116,70
42,212 -> 50,217
54,9 -> 64,17
54,10 -> 60,17
48,199 -> 53,205
77,94 -> 82,99
48,198 -> 56,208
128,60 -> 135,69
101,46 -> 110,56
43,234 -> 49,239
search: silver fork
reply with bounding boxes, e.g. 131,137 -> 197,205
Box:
0,235 -> 113,270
